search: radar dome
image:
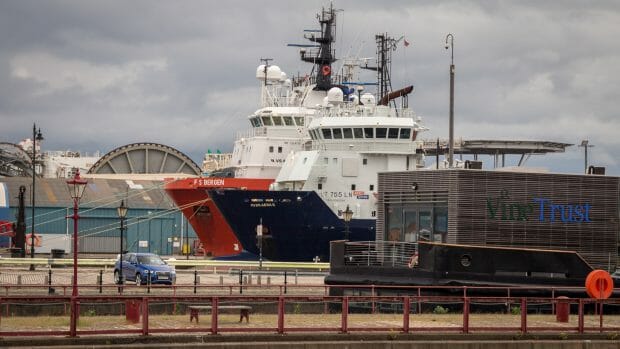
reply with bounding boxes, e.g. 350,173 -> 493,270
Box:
256,65 -> 266,80
327,87 -> 344,104
360,93 -> 376,106
267,65 -> 282,80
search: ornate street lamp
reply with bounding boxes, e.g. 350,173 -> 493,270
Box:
445,34 -> 455,168
66,169 -> 87,337
343,205 -> 353,241
29,123 -> 43,271
116,200 -> 128,288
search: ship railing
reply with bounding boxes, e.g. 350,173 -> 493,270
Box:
311,141 -> 423,153
343,241 -> 418,268
236,127 -> 268,140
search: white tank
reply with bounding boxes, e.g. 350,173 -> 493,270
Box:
327,87 -> 344,104
360,93 -> 376,106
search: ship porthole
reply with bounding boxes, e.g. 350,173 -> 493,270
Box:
460,254 -> 472,267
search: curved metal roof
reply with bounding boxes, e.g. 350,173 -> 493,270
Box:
88,142 -> 201,176
0,142 -> 33,177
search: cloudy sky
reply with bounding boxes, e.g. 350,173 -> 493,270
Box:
1,1 -> 619,174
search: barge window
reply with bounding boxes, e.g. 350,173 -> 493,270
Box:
261,116 -> 273,126
283,116 -> 294,126
278,146 -> 282,153
388,128 -> 399,139
269,146 -> 274,153
369,184 -> 374,191
363,159 -> 367,165
294,117 -> 304,126
343,128 -> 353,139
399,128 -> 411,139
332,128 -> 343,139
351,184 -> 356,190
322,128 -> 332,139
364,128 -> 374,138
272,116 -> 283,126
318,183 -> 322,190
376,128 -> 387,138
353,128 -> 363,138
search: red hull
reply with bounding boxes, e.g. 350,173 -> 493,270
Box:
164,178 -> 274,257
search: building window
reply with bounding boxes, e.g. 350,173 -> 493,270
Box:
269,146 -> 274,153
363,159 -> 367,165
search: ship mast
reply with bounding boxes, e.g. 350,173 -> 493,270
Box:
299,4 -> 337,91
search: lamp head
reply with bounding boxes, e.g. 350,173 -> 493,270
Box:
117,199 -> 128,219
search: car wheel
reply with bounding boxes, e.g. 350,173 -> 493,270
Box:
135,273 -> 142,286
114,270 -> 120,284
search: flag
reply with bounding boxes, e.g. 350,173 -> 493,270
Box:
404,39 -> 410,47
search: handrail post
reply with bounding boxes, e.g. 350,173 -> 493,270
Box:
141,297 -> 149,336
211,297 -> 218,335
462,297 -> 469,334
578,299 -> 584,334
341,296 -> 349,334
403,296 -> 410,333
520,298 -> 527,334
277,296 -> 285,334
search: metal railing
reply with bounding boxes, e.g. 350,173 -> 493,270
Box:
1,290 -> 620,337
344,241 -> 418,268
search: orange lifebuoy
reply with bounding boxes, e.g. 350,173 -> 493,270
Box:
25,233 -> 42,247
407,252 -> 419,268
321,65 -> 331,76
585,269 -> 614,299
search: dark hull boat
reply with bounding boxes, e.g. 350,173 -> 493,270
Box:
208,189 -> 375,261
326,241 -> 618,298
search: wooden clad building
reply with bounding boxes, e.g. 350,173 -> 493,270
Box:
378,169 -> 619,270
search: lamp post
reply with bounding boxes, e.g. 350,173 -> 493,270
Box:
29,123 -> 43,271
256,217 -> 263,269
343,205 -> 353,241
445,34 -> 455,168
117,200 -> 128,288
578,140 -> 594,174
66,169 -> 87,337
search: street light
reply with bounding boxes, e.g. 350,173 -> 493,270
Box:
445,33 -> 455,168
66,169 -> 87,337
342,205 -> 353,241
29,123 -> 43,271
578,140 -> 594,174
116,200 -> 128,287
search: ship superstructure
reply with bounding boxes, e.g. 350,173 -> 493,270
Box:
208,34 -> 426,261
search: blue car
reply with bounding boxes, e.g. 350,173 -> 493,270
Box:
114,252 -> 176,285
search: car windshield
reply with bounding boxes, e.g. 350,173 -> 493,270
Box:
137,255 -> 166,265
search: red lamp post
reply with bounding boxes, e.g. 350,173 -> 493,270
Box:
66,169 -> 87,336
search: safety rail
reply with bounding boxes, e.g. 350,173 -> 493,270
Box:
344,241 -> 418,268
1,291 -> 620,337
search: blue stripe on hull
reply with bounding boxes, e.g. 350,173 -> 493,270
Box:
209,190 -> 375,261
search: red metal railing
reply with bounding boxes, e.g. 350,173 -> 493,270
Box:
1,291 -> 620,337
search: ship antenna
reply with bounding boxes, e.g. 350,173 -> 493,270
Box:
260,57 -> 273,86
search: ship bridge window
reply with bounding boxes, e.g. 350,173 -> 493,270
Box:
364,128 -> 374,138
399,128 -> 411,139
283,116 -> 294,126
295,117 -> 304,126
332,128 -> 343,139
388,128 -> 399,139
343,128 -> 353,139
261,116 -> 273,126
322,128 -> 332,139
353,128 -> 363,138
273,117 -> 283,126
376,128 -> 387,138
250,118 -> 259,127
